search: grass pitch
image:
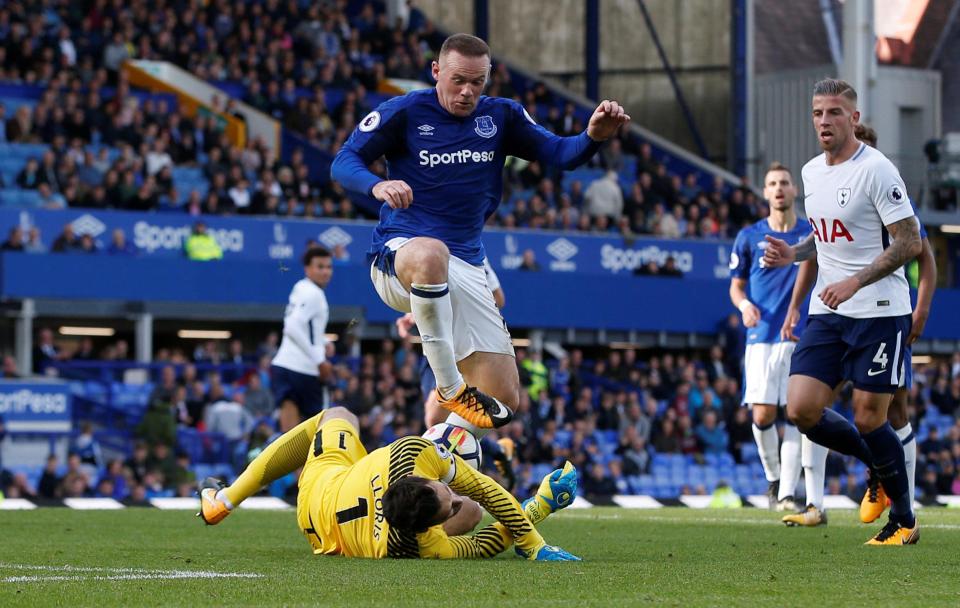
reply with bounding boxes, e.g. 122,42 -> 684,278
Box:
2,507 -> 960,607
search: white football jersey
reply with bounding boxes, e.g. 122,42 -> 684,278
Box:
801,142 -> 915,318
272,278 -> 329,376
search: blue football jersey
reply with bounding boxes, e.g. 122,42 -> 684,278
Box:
730,218 -> 813,344
333,88 -> 599,265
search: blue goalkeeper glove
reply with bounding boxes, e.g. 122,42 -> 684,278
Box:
521,461 -> 578,524
518,544 -> 581,561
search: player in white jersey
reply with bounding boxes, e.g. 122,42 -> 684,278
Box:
780,123 -> 937,526
763,79 -> 922,545
271,247 -> 334,432
729,162 -> 827,520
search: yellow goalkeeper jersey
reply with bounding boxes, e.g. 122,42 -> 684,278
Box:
300,434 -> 543,559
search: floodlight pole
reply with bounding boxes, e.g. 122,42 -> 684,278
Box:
841,0 -> 876,125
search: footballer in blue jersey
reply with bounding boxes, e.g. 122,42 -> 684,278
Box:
729,162 -> 824,516
332,33 -> 629,433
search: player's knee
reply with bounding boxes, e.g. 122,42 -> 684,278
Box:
460,497 -> 483,530
401,239 -> 449,283
887,390 -> 908,429
325,406 -> 360,431
785,402 -> 815,431
751,406 -> 776,427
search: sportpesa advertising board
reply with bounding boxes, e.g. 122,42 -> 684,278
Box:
0,208 -> 733,280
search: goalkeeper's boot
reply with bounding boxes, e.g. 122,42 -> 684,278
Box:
519,544 -> 581,561
436,384 -> 512,429
492,437 -> 516,492
196,477 -> 231,525
782,504 -> 827,527
865,518 -> 919,546
860,470 -> 888,524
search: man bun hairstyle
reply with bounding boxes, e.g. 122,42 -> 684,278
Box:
302,245 -> 331,267
812,78 -> 858,104
382,476 -> 441,533
439,33 -> 490,59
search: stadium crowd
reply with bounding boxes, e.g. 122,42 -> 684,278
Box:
0,0 -> 763,240
3,326 -> 960,502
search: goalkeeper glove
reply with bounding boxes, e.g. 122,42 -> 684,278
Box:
522,461 -> 578,525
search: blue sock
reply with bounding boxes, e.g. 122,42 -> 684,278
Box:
861,422 -> 914,527
802,409 -> 872,464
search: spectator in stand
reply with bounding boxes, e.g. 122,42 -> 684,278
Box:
37,454 -> 61,499
204,390 -> 254,442
51,223 -> 79,253
71,422 -> 104,479
125,442 -> 150,485
33,327 -> 61,374
38,183 -> 66,209
695,410 -> 728,456
23,227 -> 46,253
584,170 -> 624,220
2,355 -> 19,378
519,248 -> 540,271
184,221 -> 223,261
243,373 -> 275,419
1,226 -> 24,251
107,228 -> 137,255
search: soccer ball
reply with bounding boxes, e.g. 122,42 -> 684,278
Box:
423,423 -> 483,470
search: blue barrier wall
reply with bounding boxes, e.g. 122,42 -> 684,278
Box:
4,251 -> 960,336
0,208 -> 733,280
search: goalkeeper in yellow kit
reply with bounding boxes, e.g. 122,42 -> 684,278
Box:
197,406 -> 580,560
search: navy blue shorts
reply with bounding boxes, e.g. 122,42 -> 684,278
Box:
790,313 -> 911,394
271,365 -> 325,418
901,346 -> 912,390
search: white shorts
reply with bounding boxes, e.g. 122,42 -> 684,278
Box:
370,237 -> 514,362
742,341 -> 796,407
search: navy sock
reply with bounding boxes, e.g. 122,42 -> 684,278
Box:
480,435 -> 504,458
861,422 -> 914,527
803,409 -> 872,464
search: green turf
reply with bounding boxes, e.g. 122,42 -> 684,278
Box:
2,507 -> 960,607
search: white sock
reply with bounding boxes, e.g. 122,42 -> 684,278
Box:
752,422 -> 781,482
801,435 -> 828,509
779,423 -> 802,500
445,412 -> 489,439
215,489 -> 235,510
410,283 -> 464,399
895,423 -> 916,505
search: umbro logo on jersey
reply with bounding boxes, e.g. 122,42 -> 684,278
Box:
837,187 -> 851,207
417,124 -> 434,136
474,115 -> 497,138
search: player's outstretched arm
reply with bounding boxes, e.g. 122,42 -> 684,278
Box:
782,259 -> 818,341
421,463 -> 580,560
763,233 -> 815,267
908,238 -> 937,344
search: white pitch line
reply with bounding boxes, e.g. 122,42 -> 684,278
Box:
0,563 -> 262,583
552,514 -> 960,530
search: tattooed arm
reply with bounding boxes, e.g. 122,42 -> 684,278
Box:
853,216 -> 922,287
793,233 -> 817,262
818,216 -> 922,310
